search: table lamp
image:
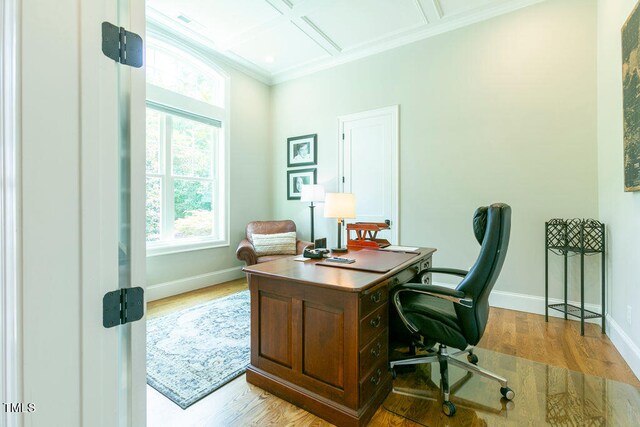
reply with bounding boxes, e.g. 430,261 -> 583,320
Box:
300,184 -> 325,241
324,192 -> 356,253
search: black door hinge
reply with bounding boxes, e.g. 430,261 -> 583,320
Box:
103,287 -> 144,328
102,22 -> 143,68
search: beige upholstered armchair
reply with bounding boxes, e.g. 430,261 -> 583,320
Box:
236,220 -> 313,266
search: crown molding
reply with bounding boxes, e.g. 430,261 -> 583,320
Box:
271,0 -> 548,84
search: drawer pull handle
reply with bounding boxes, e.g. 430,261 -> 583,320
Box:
370,342 -> 382,358
370,369 -> 382,386
370,291 -> 382,303
370,315 -> 381,328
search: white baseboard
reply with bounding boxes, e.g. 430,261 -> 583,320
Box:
489,289 -> 603,325
605,316 -> 640,380
146,266 -> 244,302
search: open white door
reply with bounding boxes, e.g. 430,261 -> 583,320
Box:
79,0 -> 146,426
339,106 -> 399,245
7,0 -> 145,425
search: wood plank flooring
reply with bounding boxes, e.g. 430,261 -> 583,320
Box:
146,279 -> 639,426
479,308 -> 640,387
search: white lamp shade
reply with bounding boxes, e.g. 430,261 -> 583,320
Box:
324,193 -> 356,219
300,184 -> 325,202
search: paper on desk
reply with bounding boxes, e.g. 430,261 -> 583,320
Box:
293,256 -> 313,262
380,245 -> 419,252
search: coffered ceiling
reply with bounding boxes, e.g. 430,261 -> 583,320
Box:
147,0 -> 547,84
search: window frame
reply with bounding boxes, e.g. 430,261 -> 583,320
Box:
145,36 -> 230,257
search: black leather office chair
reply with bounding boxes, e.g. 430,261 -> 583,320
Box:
389,203 -> 513,416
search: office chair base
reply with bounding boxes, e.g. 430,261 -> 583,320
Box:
389,345 -> 515,416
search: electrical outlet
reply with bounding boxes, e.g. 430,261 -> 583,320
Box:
627,305 -> 632,326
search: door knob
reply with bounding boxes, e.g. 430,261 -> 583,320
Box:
385,219 -> 391,226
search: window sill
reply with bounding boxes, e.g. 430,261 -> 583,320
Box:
146,238 -> 229,257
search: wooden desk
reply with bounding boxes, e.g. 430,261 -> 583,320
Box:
243,248 -> 436,427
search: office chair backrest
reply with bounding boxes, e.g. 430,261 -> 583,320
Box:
455,203 -> 511,345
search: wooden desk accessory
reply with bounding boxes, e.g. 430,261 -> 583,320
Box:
346,222 -> 391,250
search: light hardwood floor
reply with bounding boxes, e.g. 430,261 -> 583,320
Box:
146,279 -> 639,426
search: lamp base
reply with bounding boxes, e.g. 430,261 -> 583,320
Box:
330,247 -> 348,253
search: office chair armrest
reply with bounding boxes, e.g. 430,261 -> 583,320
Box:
393,283 -> 474,309
401,283 -> 465,298
424,267 -> 468,278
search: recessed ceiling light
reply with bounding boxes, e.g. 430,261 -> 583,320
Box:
265,56 -> 275,63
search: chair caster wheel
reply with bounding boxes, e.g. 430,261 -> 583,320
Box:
442,401 -> 456,416
467,353 -> 479,365
500,387 -> 515,400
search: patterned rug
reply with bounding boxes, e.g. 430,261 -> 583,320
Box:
147,290 -> 250,409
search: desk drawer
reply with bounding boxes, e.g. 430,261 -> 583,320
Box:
359,360 -> 389,406
360,304 -> 388,346
360,284 -> 388,319
359,330 -> 388,378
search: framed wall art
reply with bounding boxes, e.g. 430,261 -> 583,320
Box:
622,2 -> 640,191
287,134 -> 317,167
287,168 -> 317,200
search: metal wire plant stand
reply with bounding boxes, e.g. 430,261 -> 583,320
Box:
544,219 -> 605,336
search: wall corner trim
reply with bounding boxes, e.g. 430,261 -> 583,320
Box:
606,316 -> 640,381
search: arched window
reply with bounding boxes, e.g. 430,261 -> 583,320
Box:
145,37 -> 229,254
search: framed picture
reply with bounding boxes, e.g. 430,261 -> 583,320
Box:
287,134 -> 317,167
287,168 -> 317,200
623,3 -> 640,191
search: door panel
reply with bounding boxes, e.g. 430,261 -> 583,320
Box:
303,302 -> 345,388
79,0 -> 146,426
348,120 -> 389,222
259,292 -> 293,367
340,106 -> 399,245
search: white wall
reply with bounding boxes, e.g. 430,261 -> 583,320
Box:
146,65 -> 272,299
21,0 -> 82,422
271,0 -> 599,302
597,0 -> 640,378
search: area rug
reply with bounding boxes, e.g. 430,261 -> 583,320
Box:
147,290 -> 250,409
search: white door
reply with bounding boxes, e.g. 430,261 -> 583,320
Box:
7,0 -> 145,425
79,0 -> 146,426
339,106 -> 399,245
